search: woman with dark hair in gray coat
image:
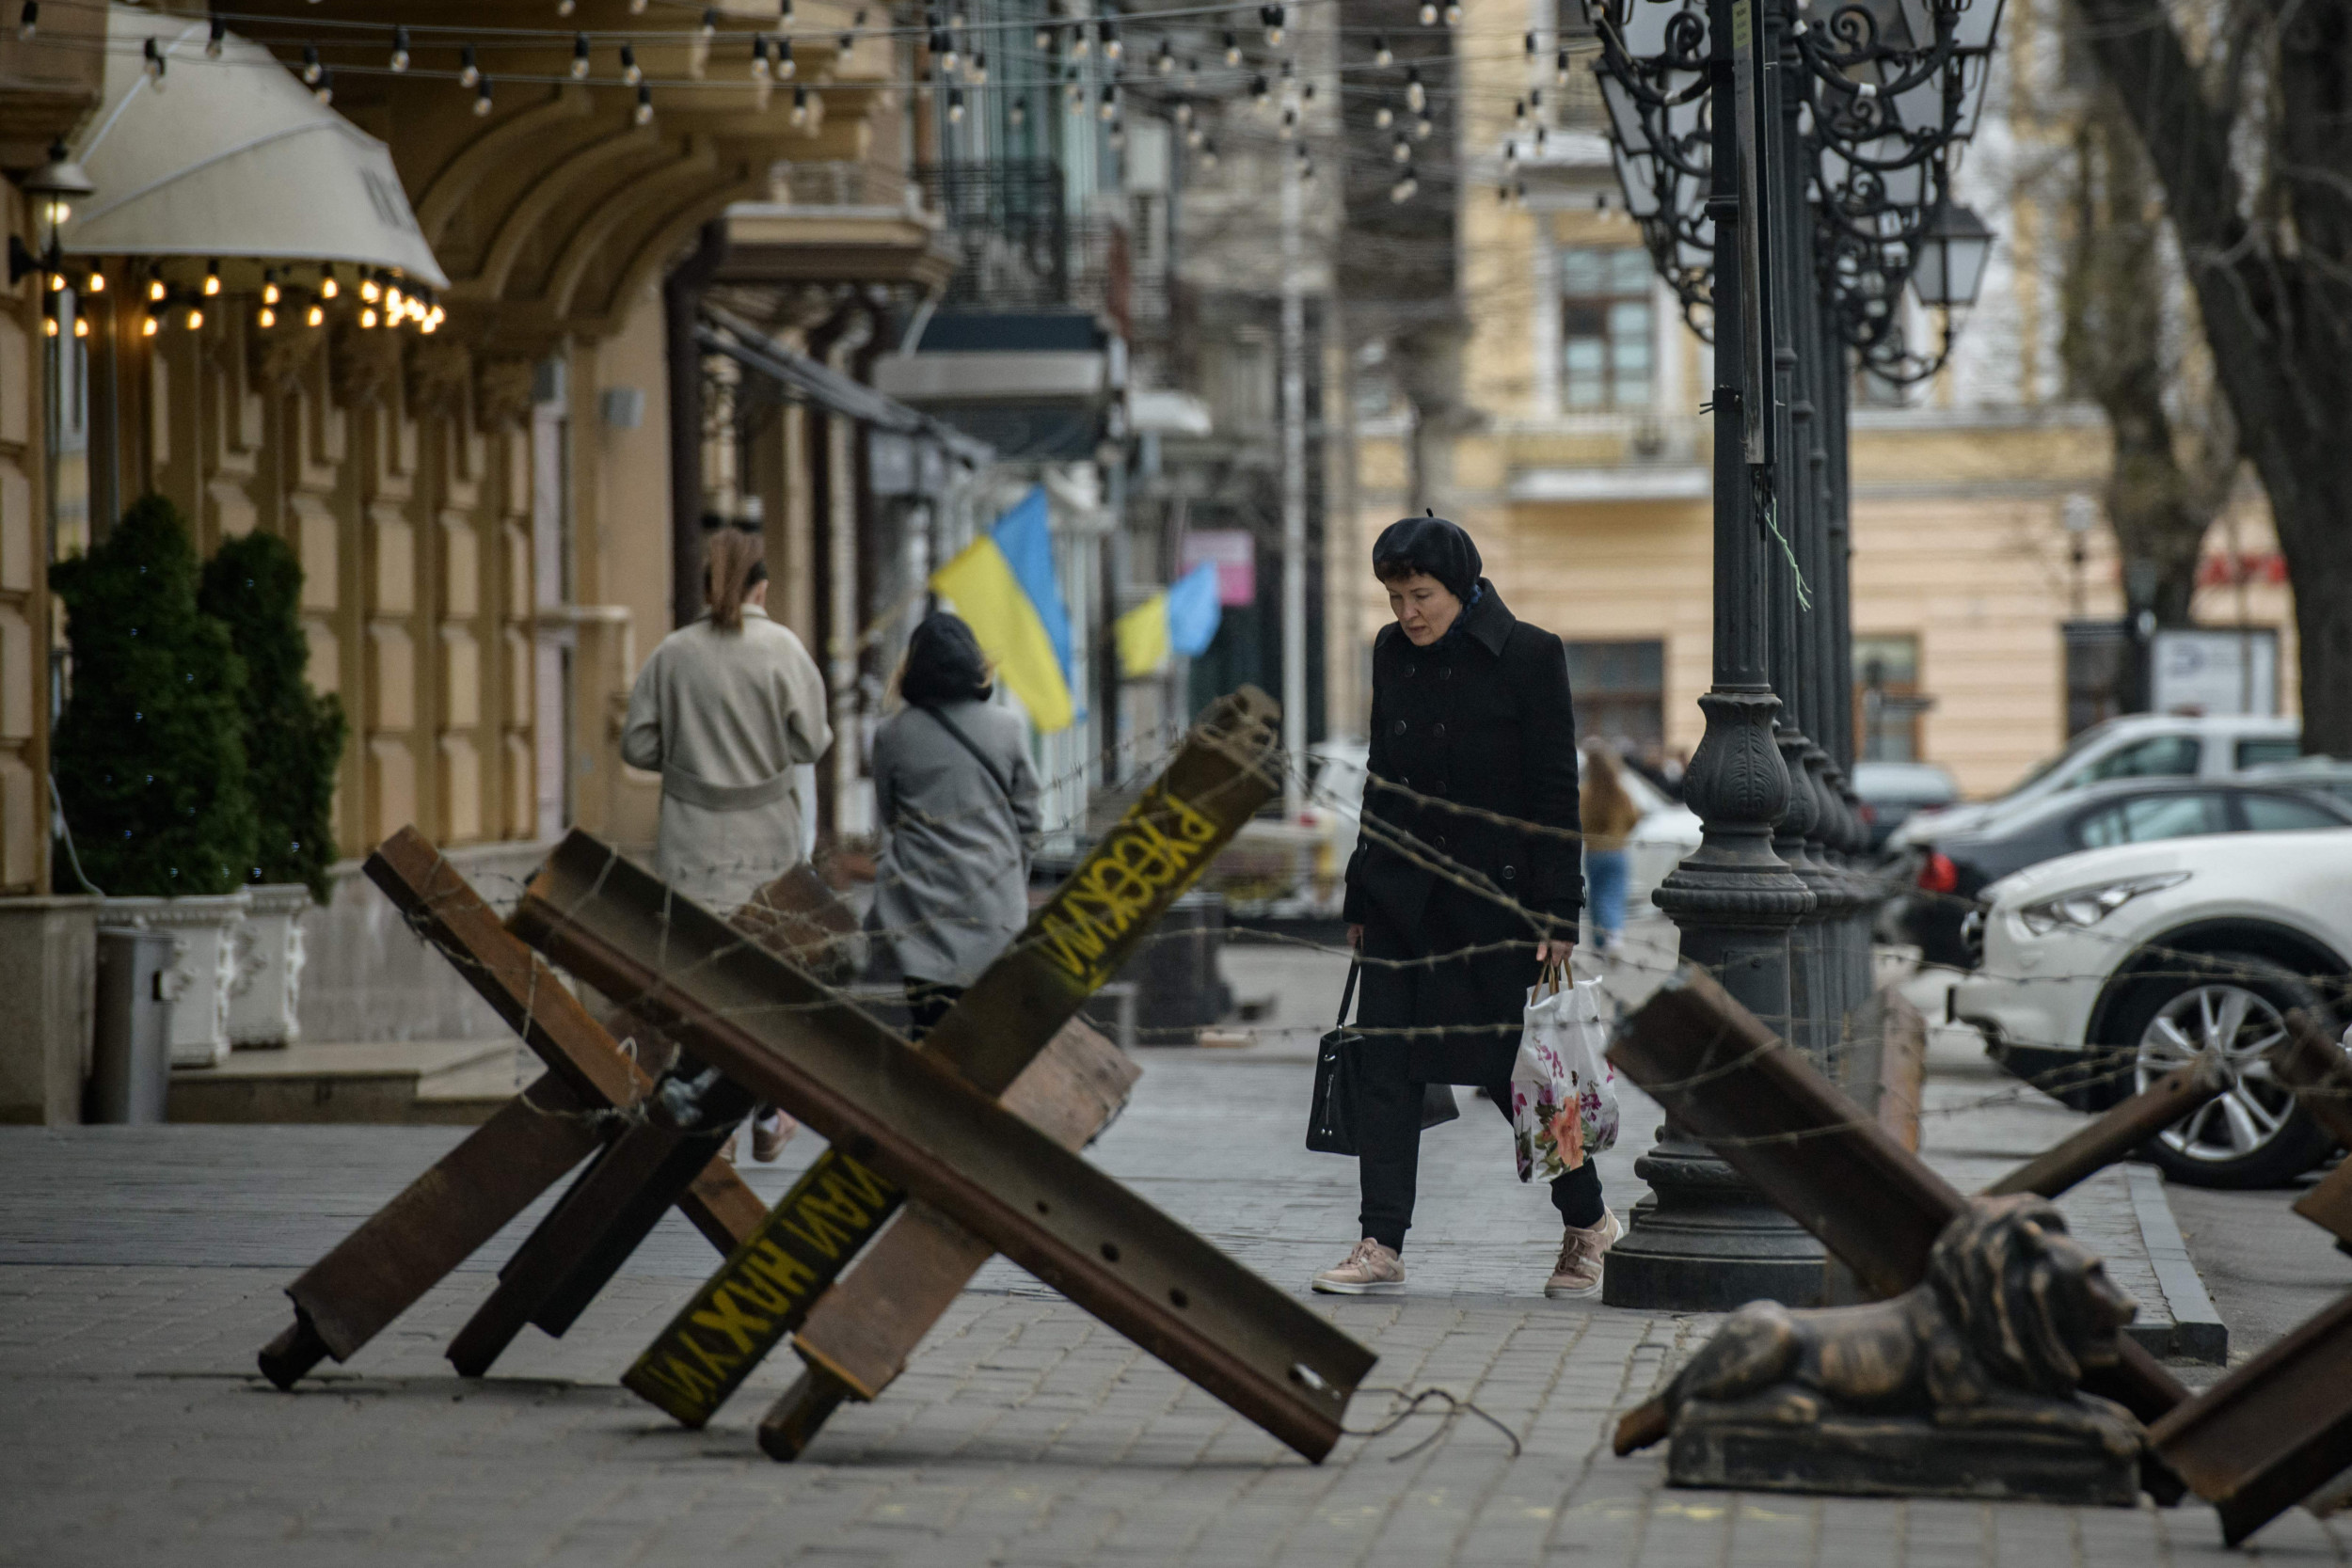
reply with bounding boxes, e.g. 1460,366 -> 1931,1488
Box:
871,613 -> 1043,1037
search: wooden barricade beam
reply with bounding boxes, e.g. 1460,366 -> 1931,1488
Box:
508,828 -> 1375,1464
597,689 -> 1285,1433
255,829 -> 765,1389
1604,966 -> 2189,1434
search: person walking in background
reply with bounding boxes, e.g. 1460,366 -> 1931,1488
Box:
1316,515 -> 1620,1301
871,613 -> 1042,1039
1580,742 -> 1645,955
622,524 -> 830,1160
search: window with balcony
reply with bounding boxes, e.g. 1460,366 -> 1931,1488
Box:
1560,245 -> 1655,412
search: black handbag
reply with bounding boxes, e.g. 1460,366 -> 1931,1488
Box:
1307,962 -> 1460,1156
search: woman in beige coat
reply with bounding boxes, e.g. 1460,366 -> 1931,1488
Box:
621,529 -> 832,915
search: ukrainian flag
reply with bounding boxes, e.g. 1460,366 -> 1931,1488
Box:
1115,561 -> 1223,678
930,487 -> 1075,732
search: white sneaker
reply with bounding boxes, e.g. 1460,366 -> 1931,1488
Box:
1311,1238 -> 1405,1295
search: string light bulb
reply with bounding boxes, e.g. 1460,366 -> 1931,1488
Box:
474,75 -> 495,114
258,306 -> 275,328
947,87 -> 964,123
1009,97 -> 1025,127
558,0 -> 575,13
300,43 -> 322,84
1419,1 -> 1438,23
184,306 -> 204,331
1445,2 -> 1461,23
1414,112 -> 1433,140
1155,41 -> 1173,75
1099,84 -> 1117,120
776,36 -> 795,78
1391,133 -> 1411,163
1035,23 -> 1054,50
1279,105 -> 1295,139
791,84 -> 809,123
143,36 -> 165,81
569,33 -> 590,76
1250,73 -> 1269,110
85,269 -> 103,293
1375,104 -> 1393,128
202,261 -> 221,297
147,270 -> 166,302
751,34 -> 771,76
1222,30 -> 1240,65
17,3 -> 35,42
319,265 -> 339,300
359,276 -> 380,304
262,273 -> 279,306
1556,49 -> 1570,84
142,313 -> 160,338
1199,141 -> 1218,170
633,84 -> 653,124
702,8 -> 719,36
389,24 -> 409,71
1108,119 -> 1124,150
1406,70 -> 1425,110
206,17 -> 224,57
459,44 -> 480,87
42,315 -> 56,339
1101,20 -> 1120,59
72,315 -> 87,338
312,67 -> 333,105
1391,169 -> 1417,201
778,0 -> 793,20
306,304 -> 324,327
1262,4 -> 1284,46
622,44 -> 642,84
1184,122 -> 1203,148
359,307 -> 377,329
1173,100 -> 1192,126
1373,35 -> 1392,66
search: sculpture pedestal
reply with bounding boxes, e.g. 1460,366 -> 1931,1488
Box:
1668,1401 -> 2143,1507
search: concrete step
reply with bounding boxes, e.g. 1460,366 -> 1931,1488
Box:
167,1038 -> 535,1126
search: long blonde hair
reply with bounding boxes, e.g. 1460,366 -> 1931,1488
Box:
703,528 -> 767,631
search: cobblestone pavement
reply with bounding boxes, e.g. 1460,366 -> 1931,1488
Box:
3,946 -> 2345,1566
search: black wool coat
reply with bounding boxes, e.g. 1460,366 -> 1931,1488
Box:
1341,581 -> 1585,1084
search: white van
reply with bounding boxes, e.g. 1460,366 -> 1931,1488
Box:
1883,713 -> 2301,851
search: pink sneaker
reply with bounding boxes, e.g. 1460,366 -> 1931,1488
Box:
1545,1207 -> 1622,1299
1311,1238 -> 1405,1295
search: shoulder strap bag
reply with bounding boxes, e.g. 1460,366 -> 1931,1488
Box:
1307,961 -> 1460,1156
915,703 -> 1019,823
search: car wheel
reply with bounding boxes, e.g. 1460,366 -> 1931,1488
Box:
2113,952 -> 2341,1189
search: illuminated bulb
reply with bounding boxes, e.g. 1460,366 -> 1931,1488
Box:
1222,30 -> 1240,65
776,37 -> 794,77
1445,2 -> 1461,23
460,44 -> 480,87
1406,70 -> 1424,110
628,0 -> 646,12
313,69 -> 333,105
201,263 -> 220,297
86,270 -> 103,293
1392,135 -> 1412,164
359,277 -> 380,304
1374,36 -> 1392,66
1264,5 -> 1284,47
1070,25 -> 1089,57
46,271 -> 61,292
43,316 -> 57,338
73,316 -> 87,338
301,43 -> 322,84
386,287 -> 404,315
185,306 -> 203,330
632,85 -> 653,123
1035,24 -> 1054,50
559,0 -> 575,12
320,268 -> 339,300
752,34 -> 771,76
206,17 -> 224,56
258,307 -> 276,328
624,43 -> 644,82
1155,42 -> 1172,75
474,77 -> 494,114
1102,22 -> 1120,59
390,25 -> 409,70
148,275 -> 166,302
306,304 -> 324,327
1375,104 -> 1392,128
1419,1 -> 1437,23
571,33 -> 590,76
1391,172 -> 1417,201
359,307 -> 377,329
1414,113 -> 1433,139
142,314 -> 159,337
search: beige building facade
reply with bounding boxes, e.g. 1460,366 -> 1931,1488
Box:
1330,0 -> 2296,800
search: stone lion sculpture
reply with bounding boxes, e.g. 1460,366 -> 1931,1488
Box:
1614,1194 -> 2145,1478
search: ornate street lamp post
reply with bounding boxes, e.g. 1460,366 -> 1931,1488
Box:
1587,0 -> 2006,1309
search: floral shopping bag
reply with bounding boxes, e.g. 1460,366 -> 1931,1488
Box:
1509,963 -> 1622,1180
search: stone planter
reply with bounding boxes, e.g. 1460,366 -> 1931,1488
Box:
102,892 -> 252,1069
227,884 -> 311,1049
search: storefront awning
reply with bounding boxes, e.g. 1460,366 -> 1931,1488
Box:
700,305 -> 994,467
57,6 -> 446,286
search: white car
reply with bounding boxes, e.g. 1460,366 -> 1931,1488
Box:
1884,713 -> 2302,852
1948,829 -> 2352,1187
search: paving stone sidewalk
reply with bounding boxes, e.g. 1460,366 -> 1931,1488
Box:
1,950 -> 2344,1566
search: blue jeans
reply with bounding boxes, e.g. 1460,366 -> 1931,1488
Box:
1584,848 -> 1630,946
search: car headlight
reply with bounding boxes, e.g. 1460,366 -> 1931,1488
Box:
2016,871 -> 2191,936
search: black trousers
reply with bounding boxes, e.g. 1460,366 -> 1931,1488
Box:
1355,1032 -> 1604,1251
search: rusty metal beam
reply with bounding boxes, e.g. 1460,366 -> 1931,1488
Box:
254,829 -> 764,1388
2277,1009 -> 2352,1149
607,689 -> 1284,1433
1607,965 -> 2188,1431
1983,1061 -> 2228,1200
509,829 -> 1374,1463
2149,1290 -> 2352,1545
2295,1159 -> 2352,1257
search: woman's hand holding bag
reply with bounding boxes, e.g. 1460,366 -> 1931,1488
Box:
1508,961 -> 1621,1181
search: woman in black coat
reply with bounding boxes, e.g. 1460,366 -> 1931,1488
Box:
1313,515 -> 1619,1299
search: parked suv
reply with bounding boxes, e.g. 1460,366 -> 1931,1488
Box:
1949,830 -> 2352,1187
1883,713 -> 2302,852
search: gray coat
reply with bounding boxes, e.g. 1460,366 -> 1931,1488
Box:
871,698 -> 1042,987
620,607 -> 833,914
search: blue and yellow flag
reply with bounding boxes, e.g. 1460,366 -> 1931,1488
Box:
1114,561 -> 1223,678
930,486 -> 1075,731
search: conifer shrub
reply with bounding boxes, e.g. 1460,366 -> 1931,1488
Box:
201,531 -> 347,901
50,495 -> 258,896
